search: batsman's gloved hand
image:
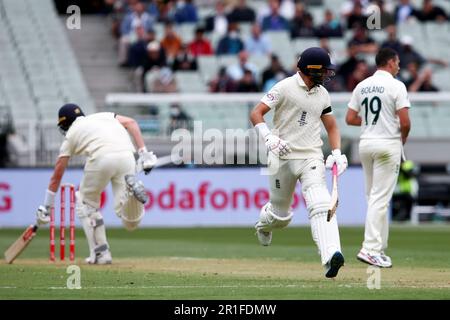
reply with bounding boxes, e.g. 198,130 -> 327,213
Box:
138,147 -> 158,175
325,149 -> 348,176
265,134 -> 292,157
36,205 -> 51,225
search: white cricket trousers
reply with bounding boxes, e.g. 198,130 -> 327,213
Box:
359,139 -> 401,254
80,151 -> 144,229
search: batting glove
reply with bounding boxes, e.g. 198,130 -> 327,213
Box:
36,205 -> 51,225
265,134 -> 291,157
138,147 -> 158,175
325,149 -> 348,176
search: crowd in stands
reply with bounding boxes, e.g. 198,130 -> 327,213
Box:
104,0 -> 449,94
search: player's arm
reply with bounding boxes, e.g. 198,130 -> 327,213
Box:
321,114 -> 341,150
322,113 -> 348,176
116,114 -> 157,174
345,108 -> 362,126
250,102 -> 291,157
116,115 -> 146,150
36,156 -> 70,225
250,102 -> 271,126
397,107 -> 411,145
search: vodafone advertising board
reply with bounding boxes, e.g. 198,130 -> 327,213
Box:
0,168 -> 367,227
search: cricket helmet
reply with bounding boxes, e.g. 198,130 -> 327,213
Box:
297,47 -> 336,86
57,103 -> 85,134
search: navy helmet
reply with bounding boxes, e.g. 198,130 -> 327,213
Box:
57,103 -> 84,134
297,47 -> 336,86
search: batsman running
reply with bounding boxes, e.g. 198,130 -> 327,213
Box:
35,104 -> 157,264
251,47 -> 348,278
346,48 -> 411,268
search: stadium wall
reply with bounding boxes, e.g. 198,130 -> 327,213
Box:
0,167 -> 367,227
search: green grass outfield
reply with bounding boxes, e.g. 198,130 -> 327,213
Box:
0,225 -> 449,299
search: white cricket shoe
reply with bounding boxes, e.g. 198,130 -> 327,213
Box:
255,229 -> 272,246
125,174 -> 148,204
85,248 -> 112,265
357,249 -> 392,268
380,251 -> 392,266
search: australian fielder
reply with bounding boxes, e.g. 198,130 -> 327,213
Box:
346,48 -> 411,268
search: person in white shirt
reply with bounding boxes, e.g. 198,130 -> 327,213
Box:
35,104 -> 157,264
251,47 -> 348,278
346,48 -> 411,268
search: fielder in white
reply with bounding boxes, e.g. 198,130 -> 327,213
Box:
251,47 -> 348,278
35,104 -> 157,264
346,48 -> 411,268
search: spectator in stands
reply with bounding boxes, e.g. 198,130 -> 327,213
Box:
119,1 -> 155,66
245,23 -> 271,56
226,50 -> 258,81
316,9 -> 343,38
397,35 -> 448,70
413,0 -> 448,22
150,67 -> 179,93
157,0 -> 176,23
346,60 -> 371,91
347,1 -> 367,29
172,44 -> 198,71
140,41 -> 167,91
279,0 -> 296,21
381,25 -> 403,54
168,103 -> 193,134
261,54 -> 288,91
337,45 -> 360,85
188,27 -> 214,56
347,25 -> 378,54
174,0 -> 198,24
403,63 -> 439,92
216,22 -> 245,55
160,22 -> 183,63
209,66 -> 237,92
374,0 -> 396,28
204,1 -> 228,37
227,0 -> 256,23
127,26 -> 156,67
236,69 -> 260,92
290,3 -> 316,38
261,0 -> 289,32
394,0 -> 417,24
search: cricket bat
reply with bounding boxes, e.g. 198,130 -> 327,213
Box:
327,163 -> 338,222
4,224 -> 38,264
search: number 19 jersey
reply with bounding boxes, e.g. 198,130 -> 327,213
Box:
348,70 -> 411,140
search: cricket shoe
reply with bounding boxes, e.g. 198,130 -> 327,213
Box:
380,251 -> 392,266
254,221 -> 272,246
85,250 -> 112,265
125,174 -> 148,204
357,249 -> 392,268
325,251 -> 345,278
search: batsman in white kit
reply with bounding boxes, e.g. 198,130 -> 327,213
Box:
251,47 -> 348,278
35,104 -> 157,264
346,48 -> 411,268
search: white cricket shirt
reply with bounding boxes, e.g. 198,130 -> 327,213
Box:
261,72 -> 333,159
348,70 -> 411,140
59,112 -> 136,161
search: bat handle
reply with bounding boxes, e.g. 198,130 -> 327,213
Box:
332,163 -> 338,176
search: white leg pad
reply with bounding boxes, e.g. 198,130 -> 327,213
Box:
255,203 -> 293,232
303,184 -> 331,217
76,192 -> 110,259
310,212 -> 342,265
118,194 -> 145,231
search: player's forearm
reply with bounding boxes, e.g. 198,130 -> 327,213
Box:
48,156 -> 69,192
250,109 -> 265,126
126,121 -> 146,150
400,124 -> 410,145
327,126 -> 341,151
